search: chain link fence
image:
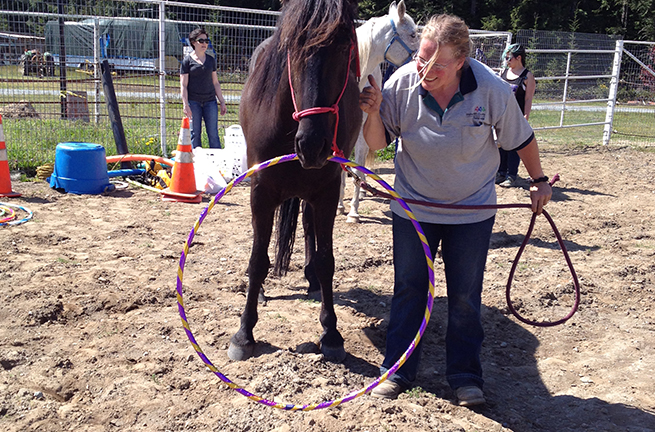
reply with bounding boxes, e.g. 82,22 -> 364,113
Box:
1,1 -> 654,173
0,0 -> 277,173
611,41 -> 655,147
516,29 -> 655,148
516,30 -> 619,145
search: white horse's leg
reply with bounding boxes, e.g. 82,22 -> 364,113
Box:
346,125 -> 368,223
337,170 -> 346,215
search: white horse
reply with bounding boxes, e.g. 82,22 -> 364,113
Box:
338,0 -> 418,223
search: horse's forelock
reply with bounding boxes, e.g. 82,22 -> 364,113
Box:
280,0 -> 356,71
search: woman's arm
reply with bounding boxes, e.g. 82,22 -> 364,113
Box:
516,137 -> 552,214
212,71 -> 227,116
360,75 -> 388,151
180,73 -> 191,118
523,71 -> 536,120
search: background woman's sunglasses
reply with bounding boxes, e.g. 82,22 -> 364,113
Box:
196,38 -> 210,44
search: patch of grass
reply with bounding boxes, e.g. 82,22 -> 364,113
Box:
364,284 -> 380,293
0,66 -> 241,173
358,206 -> 372,215
19,174 -> 41,182
405,386 -> 428,398
375,140 -> 396,162
634,146 -> 655,153
635,241 -> 655,249
298,298 -> 320,304
5,64 -> 655,172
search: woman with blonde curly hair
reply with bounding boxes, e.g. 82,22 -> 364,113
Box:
360,14 -> 551,406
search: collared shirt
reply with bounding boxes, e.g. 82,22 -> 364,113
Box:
422,89 -> 464,120
379,58 -> 534,224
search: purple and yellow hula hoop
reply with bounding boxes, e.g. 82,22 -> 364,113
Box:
176,154 -> 435,410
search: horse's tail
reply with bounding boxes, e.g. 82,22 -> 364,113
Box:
273,197 -> 300,277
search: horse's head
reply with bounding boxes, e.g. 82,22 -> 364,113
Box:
383,0 -> 419,68
281,0 -> 359,169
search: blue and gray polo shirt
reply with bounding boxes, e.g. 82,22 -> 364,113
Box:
379,58 -> 535,224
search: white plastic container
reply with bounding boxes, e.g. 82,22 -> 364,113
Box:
222,124 -> 248,179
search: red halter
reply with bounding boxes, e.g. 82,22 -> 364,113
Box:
287,42 -> 356,159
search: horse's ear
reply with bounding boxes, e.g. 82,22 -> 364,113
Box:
396,0 -> 406,20
389,1 -> 406,22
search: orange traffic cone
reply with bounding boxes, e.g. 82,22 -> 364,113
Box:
161,117 -> 202,203
0,114 -> 21,198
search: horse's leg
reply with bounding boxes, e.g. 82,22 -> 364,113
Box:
228,195 -> 276,361
302,202 -> 322,301
346,126 -> 368,224
337,170 -> 346,215
308,199 -> 346,362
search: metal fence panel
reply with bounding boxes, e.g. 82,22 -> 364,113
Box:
2,1 -> 654,172
516,30 -> 619,141
612,41 -> 655,147
0,0 -> 279,172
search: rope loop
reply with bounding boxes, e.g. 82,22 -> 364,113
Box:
353,174 -> 580,327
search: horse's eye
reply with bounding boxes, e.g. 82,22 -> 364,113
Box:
411,32 -> 417,39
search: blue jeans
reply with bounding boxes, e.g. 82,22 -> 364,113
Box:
188,99 -> 221,149
498,148 -> 520,179
381,213 -> 495,391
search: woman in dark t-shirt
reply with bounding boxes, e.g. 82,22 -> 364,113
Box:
496,44 -> 536,187
180,28 -> 227,148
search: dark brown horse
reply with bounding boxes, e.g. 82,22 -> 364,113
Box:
228,0 -> 362,362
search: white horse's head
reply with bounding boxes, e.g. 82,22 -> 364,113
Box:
356,1 -> 418,79
384,0 -> 419,68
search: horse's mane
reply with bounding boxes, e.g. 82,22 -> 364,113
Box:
355,17 -> 376,80
249,0 -> 357,99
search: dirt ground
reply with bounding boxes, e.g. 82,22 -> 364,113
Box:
1,143 -> 654,432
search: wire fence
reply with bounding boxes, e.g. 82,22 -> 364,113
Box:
1,1 -> 654,173
0,0 -> 277,172
516,30 -> 655,148
611,41 -> 655,147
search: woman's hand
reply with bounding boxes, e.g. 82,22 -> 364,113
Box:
183,104 -> 192,119
359,75 -> 382,115
529,181 -> 552,215
219,99 -> 227,116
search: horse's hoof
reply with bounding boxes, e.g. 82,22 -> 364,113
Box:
227,342 -> 256,361
320,344 -> 346,363
346,214 -> 360,224
307,289 -> 321,302
258,290 -> 267,305
336,206 -> 345,215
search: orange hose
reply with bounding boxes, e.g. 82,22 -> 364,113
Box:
106,154 -> 175,167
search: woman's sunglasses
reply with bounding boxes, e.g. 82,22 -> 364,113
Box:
196,38 -> 210,44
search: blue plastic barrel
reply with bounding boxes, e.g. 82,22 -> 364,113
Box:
49,142 -> 115,194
